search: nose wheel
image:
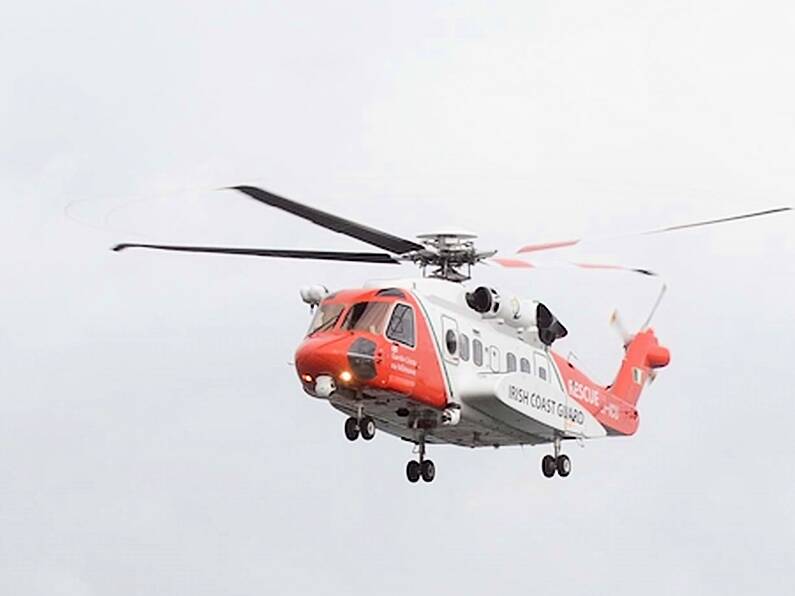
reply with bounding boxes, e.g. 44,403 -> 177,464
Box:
359,416 -> 376,440
406,433 -> 435,483
541,437 -> 571,478
344,415 -> 376,441
344,417 -> 359,441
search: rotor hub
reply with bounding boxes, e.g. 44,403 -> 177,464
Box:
406,232 -> 496,281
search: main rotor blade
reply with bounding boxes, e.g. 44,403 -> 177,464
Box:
231,186 -> 424,255
113,243 -> 401,263
491,257 -> 656,276
518,206 -> 792,254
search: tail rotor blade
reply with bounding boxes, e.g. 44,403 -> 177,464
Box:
640,283 -> 668,329
609,310 -> 633,346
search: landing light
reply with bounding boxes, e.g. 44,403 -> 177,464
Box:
301,374 -> 313,383
339,370 -> 353,383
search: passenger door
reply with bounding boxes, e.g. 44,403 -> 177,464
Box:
488,346 -> 501,373
384,302 -> 418,395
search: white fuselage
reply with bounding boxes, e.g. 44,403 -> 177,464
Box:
349,277 -> 606,447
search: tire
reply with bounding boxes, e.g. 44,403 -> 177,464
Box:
406,460 -> 421,483
344,417 -> 359,441
542,454 -> 556,478
359,416 -> 376,440
421,459 -> 435,482
556,454 -> 571,477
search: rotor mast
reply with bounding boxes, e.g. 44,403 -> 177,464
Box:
410,232 -> 496,282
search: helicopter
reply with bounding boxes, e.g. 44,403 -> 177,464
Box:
113,186 -> 791,483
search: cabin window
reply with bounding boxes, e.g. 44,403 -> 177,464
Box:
520,357 -> 531,374
307,303 -> 344,336
444,329 -> 458,355
473,339 -> 483,366
386,304 -> 416,347
534,352 -> 549,382
506,352 -> 517,372
459,333 -> 470,361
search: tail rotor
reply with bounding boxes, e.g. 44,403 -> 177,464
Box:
609,309 -> 633,346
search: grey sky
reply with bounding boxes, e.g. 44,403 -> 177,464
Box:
1,2 -> 794,595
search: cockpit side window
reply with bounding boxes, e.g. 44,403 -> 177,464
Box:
342,302 -> 392,335
307,303 -> 344,336
386,303 -> 415,347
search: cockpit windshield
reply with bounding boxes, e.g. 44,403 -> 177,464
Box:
341,302 -> 392,335
307,303 -> 344,336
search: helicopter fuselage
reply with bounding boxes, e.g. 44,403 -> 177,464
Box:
294,277 -> 668,449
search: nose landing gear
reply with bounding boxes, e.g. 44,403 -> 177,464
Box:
541,436 -> 571,478
344,417 -> 359,441
344,414 -> 376,441
359,416 -> 376,440
406,433 -> 435,483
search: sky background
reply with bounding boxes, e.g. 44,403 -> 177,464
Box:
1,2 -> 794,595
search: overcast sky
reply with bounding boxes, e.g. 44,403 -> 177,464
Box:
1,2 -> 794,595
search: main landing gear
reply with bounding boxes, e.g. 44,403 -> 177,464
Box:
344,415 -> 376,441
406,433 -> 435,483
542,436 -> 571,478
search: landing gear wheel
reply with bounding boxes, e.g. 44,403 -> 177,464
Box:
359,416 -> 376,441
542,455 -> 557,478
344,417 -> 359,441
420,459 -> 435,482
556,454 -> 571,477
406,460 -> 421,483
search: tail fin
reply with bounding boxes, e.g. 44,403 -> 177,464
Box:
608,329 -> 670,406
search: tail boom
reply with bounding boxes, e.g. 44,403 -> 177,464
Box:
552,329 -> 670,436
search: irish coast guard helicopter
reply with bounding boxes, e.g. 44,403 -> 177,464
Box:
113,187 -> 790,483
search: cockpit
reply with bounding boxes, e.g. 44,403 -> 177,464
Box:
307,303 -> 345,336
341,302 -> 392,335
294,286 -> 447,410
305,291 -> 416,348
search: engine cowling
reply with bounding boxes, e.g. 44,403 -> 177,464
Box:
535,302 -> 568,346
464,286 -> 568,346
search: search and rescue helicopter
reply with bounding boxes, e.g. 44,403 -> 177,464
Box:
113,186 -> 790,483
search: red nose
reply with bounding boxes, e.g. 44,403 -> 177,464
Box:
295,334 -> 352,380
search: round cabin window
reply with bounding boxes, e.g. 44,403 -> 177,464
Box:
445,329 -> 458,355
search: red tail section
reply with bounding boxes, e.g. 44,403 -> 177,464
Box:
609,329 -> 670,407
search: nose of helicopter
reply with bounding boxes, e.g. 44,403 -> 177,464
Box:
295,333 -> 383,394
